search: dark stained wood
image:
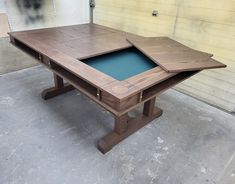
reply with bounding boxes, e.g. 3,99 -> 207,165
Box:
48,62 -> 126,116
143,97 -> 156,116
104,71 -> 198,117
50,70 -> 121,116
119,94 -> 140,111
98,101 -> 163,154
101,80 -> 138,99
10,35 -> 116,88
41,84 -> 74,100
101,88 -> 140,112
125,67 -> 176,97
100,90 -> 120,111
9,24 -> 222,101
8,24 -> 226,154
54,73 -> 64,88
42,74 -> 74,100
127,37 -> 226,72
141,71 -> 198,100
114,113 -> 128,134
9,24 -> 134,60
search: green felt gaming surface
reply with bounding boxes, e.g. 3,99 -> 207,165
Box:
82,48 -> 158,81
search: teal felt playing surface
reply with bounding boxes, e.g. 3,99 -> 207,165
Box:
82,48 -> 158,81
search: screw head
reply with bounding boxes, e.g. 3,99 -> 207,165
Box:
152,10 -> 158,17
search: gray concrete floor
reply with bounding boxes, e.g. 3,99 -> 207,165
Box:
0,37 -> 38,75
0,66 -> 235,184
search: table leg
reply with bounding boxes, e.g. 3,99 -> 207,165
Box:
41,73 -> 74,100
97,97 -> 163,154
114,113 -> 128,135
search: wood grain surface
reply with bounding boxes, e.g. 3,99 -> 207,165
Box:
127,37 -> 226,72
8,23 -> 226,153
8,23 -> 226,114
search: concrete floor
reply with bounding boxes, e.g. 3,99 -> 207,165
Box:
0,37 -> 38,75
0,66 -> 235,184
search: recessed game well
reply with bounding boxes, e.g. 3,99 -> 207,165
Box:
82,47 -> 158,81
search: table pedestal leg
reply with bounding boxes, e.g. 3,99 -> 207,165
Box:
41,73 -> 74,100
97,97 -> 163,154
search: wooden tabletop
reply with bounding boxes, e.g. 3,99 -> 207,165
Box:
127,37 -> 226,72
8,23 -> 226,102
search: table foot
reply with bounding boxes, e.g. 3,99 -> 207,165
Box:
97,106 -> 163,154
41,83 -> 74,100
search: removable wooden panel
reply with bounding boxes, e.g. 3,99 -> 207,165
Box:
127,37 -> 226,72
9,24 -> 135,60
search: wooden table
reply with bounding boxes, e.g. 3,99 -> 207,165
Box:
8,24 -> 226,154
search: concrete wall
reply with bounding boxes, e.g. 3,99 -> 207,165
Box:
93,0 -> 235,113
0,0 -> 89,74
0,13 -> 9,37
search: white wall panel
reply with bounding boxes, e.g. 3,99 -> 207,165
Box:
3,0 -> 89,31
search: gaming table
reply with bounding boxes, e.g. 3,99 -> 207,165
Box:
8,24 -> 226,153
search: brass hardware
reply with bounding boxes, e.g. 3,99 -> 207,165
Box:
139,92 -> 143,102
